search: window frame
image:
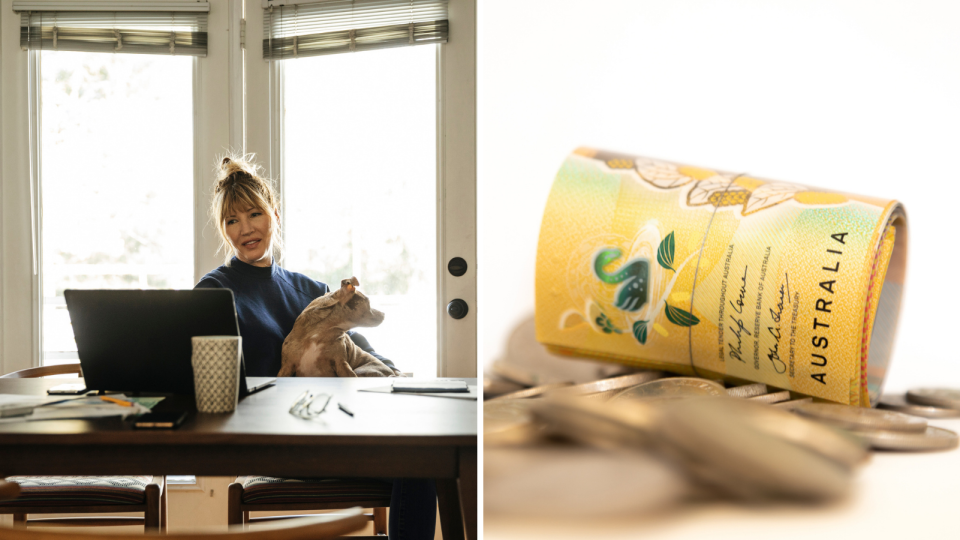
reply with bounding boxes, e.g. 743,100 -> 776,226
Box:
0,0 -> 233,374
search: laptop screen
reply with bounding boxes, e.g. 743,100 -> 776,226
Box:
65,289 -> 246,395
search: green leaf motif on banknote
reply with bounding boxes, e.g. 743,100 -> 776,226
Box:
664,301 -> 700,327
596,312 -> 623,334
593,248 -> 649,312
632,321 -> 648,344
657,231 -> 676,272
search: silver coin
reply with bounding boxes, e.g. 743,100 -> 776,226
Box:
794,402 -> 927,433
483,375 -> 525,399
488,382 -> 573,401
715,398 -> 869,469
773,398 -> 814,410
610,377 -> 726,404
848,426 -> 959,452
491,360 -> 540,387
749,390 -> 791,404
551,371 -> 665,397
657,398 -> 852,501
484,399 -> 535,435
529,394 -> 662,445
500,315 -> 638,384
726,383 -> 768,399
485,445 -> 689,517
878,394 -> 960,419
906,388 -> 960,411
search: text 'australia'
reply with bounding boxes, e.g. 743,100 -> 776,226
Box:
809,232 -> 847,385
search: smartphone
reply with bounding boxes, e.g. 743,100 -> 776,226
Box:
133,412 -> 188,429
47,383 -> 88,395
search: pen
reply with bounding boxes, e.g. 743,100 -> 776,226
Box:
338,402 -> 354,417
101,396 -> 134,407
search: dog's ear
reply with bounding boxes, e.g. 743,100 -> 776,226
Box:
334,276 -> 360,305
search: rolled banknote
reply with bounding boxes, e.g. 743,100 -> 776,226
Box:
535,148 -> 907,406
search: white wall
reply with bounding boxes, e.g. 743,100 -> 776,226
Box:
478,0 -> 960,391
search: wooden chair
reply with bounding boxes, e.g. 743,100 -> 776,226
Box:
227,477 -> 390,537
0,364 -> 84,379
0,507 -> 367,540
0,365 -> 167,534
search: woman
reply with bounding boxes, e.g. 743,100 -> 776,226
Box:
195,156 -> 435,539
195,157 -> 396,377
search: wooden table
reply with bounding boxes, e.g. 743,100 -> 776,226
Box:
0,377 -> 477,540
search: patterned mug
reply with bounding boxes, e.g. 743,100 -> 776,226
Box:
191,336 -> 242,413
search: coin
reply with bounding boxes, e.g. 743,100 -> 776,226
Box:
529,394 -> 662,446
773,397 -> 813,410
484,422 -> 546,447
491,360 -> 540,387
610,377 -> 726,404
488,383 -> 573,401
657,398 -> 852,501
500,315 -> 636,384
906,388 -> 960,411
749,390 -> 791,404
485,445 -> 689,517
551,371 -> 665,397
483,375 -> 525,399
878,394 -> 960,419
848,426 -> 959,452
726,383 -> 768,399
484,399 -> 536,435
794,402 -> 927,433
714,398 -> 869,469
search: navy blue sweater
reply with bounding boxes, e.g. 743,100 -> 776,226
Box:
195,257 -> 394,377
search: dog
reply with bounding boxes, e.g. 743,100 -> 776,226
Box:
278,277 -> 398,377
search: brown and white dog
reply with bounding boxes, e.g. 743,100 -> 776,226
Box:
278,277 -> 397,377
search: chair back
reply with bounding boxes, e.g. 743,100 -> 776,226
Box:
0,481 -> 20,501
0,509 -> 367,540
0,364 -> 82,379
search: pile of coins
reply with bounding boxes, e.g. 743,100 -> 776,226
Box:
484,316 -> 960,517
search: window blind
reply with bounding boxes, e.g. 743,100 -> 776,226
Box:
15,1 -> 209,57
262,0 -> 448,61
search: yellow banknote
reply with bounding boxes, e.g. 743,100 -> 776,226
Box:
535,148 -> 907,406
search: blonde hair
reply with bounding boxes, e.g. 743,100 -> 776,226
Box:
211,153 -> 283,265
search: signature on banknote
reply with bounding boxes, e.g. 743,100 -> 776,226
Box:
766,276 -> 790,374
728,266 -> 751,363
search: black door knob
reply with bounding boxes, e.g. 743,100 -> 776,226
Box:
447,257 -> 468,277
447,299 -> 469,320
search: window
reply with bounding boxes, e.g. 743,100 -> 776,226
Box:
283,45 -> 438,377
40,51 -> 195,365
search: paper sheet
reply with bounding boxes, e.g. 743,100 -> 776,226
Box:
0,393 -> 151,423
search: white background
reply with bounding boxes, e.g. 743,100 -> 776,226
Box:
477,1 -> 960,538
477,0 -> 960,394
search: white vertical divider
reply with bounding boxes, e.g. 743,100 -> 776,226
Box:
0,0 -> 37,373
244,1 -> 285,262
228,0 -> 245,153
437,0 -> 477,377
193,0 -> 232,282
243,0 -> 272,211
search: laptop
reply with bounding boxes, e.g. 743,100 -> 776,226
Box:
64,289 -> 276,396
